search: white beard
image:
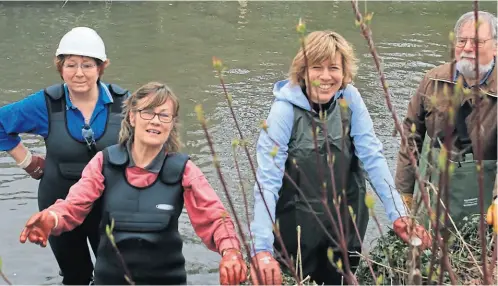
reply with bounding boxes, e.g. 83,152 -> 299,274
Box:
456,55 -> 494,79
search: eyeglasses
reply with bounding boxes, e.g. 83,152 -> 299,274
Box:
63,63 -> 97,73
82,124 -> 97,153
138,109 -> 174,123
455,37 -> 494,48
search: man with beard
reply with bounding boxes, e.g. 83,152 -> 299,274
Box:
395,11 -> 497,230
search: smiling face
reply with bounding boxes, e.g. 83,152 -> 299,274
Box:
305,53 -> 344,104
289,31 -> 358,100
129,96 -> 176,149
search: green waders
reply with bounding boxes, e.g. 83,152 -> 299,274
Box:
413,136 -> 496,230
274,97 -> 368,285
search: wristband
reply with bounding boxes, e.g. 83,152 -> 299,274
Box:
17,151 -> 33,169
48,211 -> 59,229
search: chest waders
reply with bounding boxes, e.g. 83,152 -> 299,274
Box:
274,97 -> 368,284
39,83 -> 127,285
414,99 -> 496,231
414,136 -> 496,231
93,145 -> 189,285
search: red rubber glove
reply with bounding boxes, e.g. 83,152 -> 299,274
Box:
19,210 -> 56,247
393,216 -> 432,250
219,248 -> 247,285
250,251 -> 282,285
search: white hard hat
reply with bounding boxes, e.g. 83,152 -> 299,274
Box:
55,27 -> 107,61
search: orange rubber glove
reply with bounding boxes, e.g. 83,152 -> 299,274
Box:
487,197 -> 498,233
250,251 -> 282,285
393,216 -> 432,250
19,210 -> 56,247
402,194 -> 413,210
219,248 -> 247,285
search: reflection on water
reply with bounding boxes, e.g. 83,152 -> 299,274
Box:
0,1 -> 496,284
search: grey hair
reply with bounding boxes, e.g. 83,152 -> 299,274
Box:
454,11 -> 497,40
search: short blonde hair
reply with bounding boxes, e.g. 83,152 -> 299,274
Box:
118,82 -> 182,152
289,30 -> 358,89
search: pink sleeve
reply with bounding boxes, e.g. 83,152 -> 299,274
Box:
182,160 -> 241,254
48,151 -> 106,235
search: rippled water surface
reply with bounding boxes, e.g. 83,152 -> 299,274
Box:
0,1 -> 496,284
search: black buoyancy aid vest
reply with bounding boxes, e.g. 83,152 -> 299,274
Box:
274,96 -> 368,263
93,144 -> 190,285
38,83 -> 127,211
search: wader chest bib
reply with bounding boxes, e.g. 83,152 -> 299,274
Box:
274,97 -> 368,270
39,83 -> 127,210
415,137 -> 496,230
413,75 -> 497,230
93,144 -> 190,285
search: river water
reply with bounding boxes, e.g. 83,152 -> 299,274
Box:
0,1 -> 496,284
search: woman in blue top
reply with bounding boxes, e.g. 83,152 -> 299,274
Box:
248,30 -> 432,285
0,27 -> 128,285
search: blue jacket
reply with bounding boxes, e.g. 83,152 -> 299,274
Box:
0,82 -> 125,151
250,79 -> 406,256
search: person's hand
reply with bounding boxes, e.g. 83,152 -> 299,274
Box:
23,155 -> 45,180
250,251 -> 282,285
19,210 -> 56,247
393,216 -> 432,250
487,197 -> 498,233
219,248 -> 247,285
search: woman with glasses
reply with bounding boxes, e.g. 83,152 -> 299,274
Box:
19,82 -> 247,285
0,27 -> 128,284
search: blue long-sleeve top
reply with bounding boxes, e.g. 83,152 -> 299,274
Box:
0,82 -> 120,151
249,80 -> 407,256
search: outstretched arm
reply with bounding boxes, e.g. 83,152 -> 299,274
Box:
182,160 -> 241,254
345,86 -> 407,222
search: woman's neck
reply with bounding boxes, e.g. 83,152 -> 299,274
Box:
131,141 -> 163,169
68,85 -> 99,105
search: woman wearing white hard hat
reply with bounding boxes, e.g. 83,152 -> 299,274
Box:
0,26 -> 128,284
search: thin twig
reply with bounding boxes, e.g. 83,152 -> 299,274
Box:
195,105 -> 253,259
0,270 -> 12,285
196,104 -> 298,284
472,4 -> 489,284
297,20 -> 356,284
211,58 -> 298,284
350,212 -> 378,282
231,142 -> 257,257
104,219 -> 135,284
426,182 -> 483,274
349,0 -> 436,224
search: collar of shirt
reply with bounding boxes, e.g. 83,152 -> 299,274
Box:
64,81 -> 114,110
453,56 -> 496,88
125,139 -> 166,173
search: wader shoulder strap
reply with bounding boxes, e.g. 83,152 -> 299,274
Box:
107,84 -> 128,114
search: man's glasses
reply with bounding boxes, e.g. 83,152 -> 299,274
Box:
82,124 -> 97,153
138,109 -> 173,123
455,37 -> 493,48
